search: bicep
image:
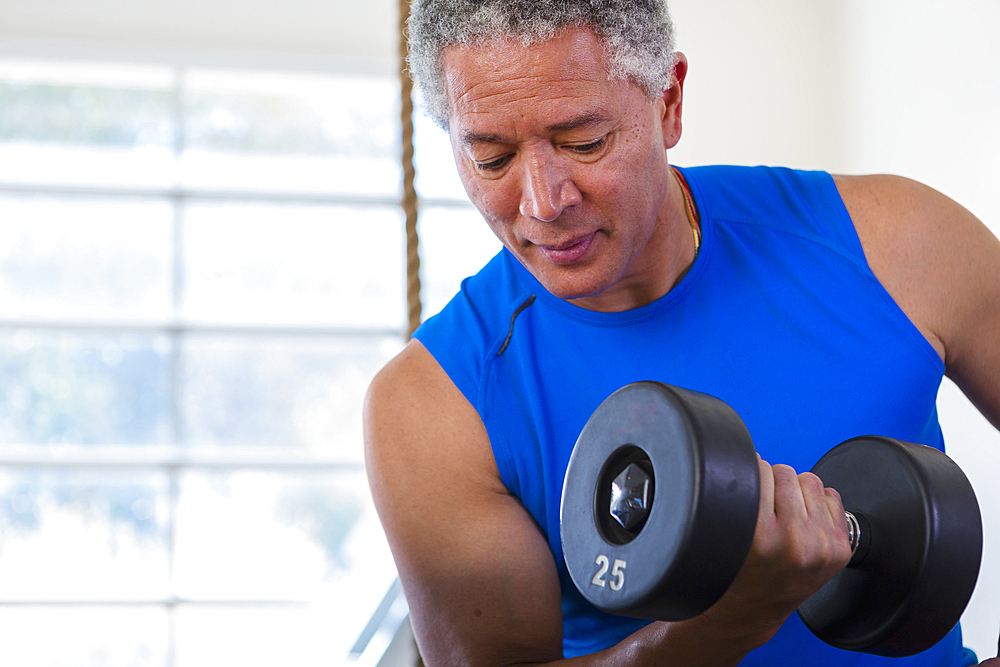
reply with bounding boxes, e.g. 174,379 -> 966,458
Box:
364,341 -> 565,667
942,220 -> 1000,430
901,180 -> 1000,429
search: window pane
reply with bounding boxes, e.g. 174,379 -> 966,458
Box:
418,206 -> 502,319
413,95 -> 469,201
173,468 -> 397,664
175,605 -> 368,667
0,330 -> 171,445
0,195 -> 174,323
0,606 -> 168,667
173,469 -> 394,600
0,59 -> 177,188
180,203 -> 405,329
0,469 -> 170,600
180,333 -> 401,456
181,69 -> 401,197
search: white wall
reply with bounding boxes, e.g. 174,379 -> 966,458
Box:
670,0 -> 1000,658
838,1 -> 1000,656
668,1 -> 843,171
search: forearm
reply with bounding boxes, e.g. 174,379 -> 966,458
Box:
479,611 -> 778,667
570,613 -> 775,667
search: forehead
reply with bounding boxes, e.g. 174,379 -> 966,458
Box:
441,27 -> 633,137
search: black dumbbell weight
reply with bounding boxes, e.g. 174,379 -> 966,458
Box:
560,381 -> 983,657
798,435 -> 982,655
560,382 -> 760,620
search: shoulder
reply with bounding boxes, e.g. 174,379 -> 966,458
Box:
832,174 -> 945,274
364,339 -> 506,505
364,339 -> 489,453
832,173 -> 961,235
832,173 -> 1000,367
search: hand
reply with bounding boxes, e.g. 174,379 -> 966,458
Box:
703,456 -> 854,640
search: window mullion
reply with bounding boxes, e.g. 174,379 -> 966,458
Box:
167,64 -> 185,667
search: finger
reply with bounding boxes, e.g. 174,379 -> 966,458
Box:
807,470 -> 847,525
771,463 -> 807,521
757,456 -> 775,521
823,486 -> 846,528
798,473 -> 852,556
823,487 -> 853,562
796,471 -> 830,519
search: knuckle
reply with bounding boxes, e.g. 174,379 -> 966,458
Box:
771,464 -> 797,482
797,471 -> 823,489
800,474 -> 833,503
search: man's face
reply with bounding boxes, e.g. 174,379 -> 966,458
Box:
441,26 -> 686,311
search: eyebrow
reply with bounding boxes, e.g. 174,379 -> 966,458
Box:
545,112 -> 611,134
460,130 -> 508,146
459,111 -> 612,147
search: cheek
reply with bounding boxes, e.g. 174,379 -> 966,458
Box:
581,154 -> 644,215
465,177 -> 522,227
611,143 -> 667,212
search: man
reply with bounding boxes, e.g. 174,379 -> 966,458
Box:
364,1 -> 1000,665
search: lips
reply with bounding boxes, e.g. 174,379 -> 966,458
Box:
536,232 -> 596,265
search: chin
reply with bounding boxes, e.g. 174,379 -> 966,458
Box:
536,272 -> 613,302
517,251 -> 619,302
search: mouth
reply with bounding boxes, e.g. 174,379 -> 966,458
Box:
536,232 -> 597,265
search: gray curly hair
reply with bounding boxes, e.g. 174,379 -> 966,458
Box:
407,0 -> 678,129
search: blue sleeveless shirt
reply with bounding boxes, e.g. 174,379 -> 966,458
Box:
413,165 -> 975,665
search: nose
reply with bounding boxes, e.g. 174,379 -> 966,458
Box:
518,155 -> 582,222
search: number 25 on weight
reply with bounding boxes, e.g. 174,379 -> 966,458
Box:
591,555 -> 626,591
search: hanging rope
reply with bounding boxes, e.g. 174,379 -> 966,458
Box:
398,3 -> 425,663
399,0 -> 422,339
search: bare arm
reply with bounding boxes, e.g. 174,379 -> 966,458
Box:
364,340 -> 563,665
836,174 -> 1000,428
364,340 -> 850,666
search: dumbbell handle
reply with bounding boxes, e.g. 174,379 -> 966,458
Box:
845,511 -> 871,568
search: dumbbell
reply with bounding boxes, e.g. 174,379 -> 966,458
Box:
560,382 -> 982,657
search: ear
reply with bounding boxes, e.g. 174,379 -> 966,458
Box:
660,52 -> 688,150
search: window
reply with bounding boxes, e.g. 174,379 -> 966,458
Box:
0,56 -> 497,666
412,96 -> 503,319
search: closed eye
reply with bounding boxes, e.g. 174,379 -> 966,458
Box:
567,138 -> 606,154
475,155 -> 512,172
